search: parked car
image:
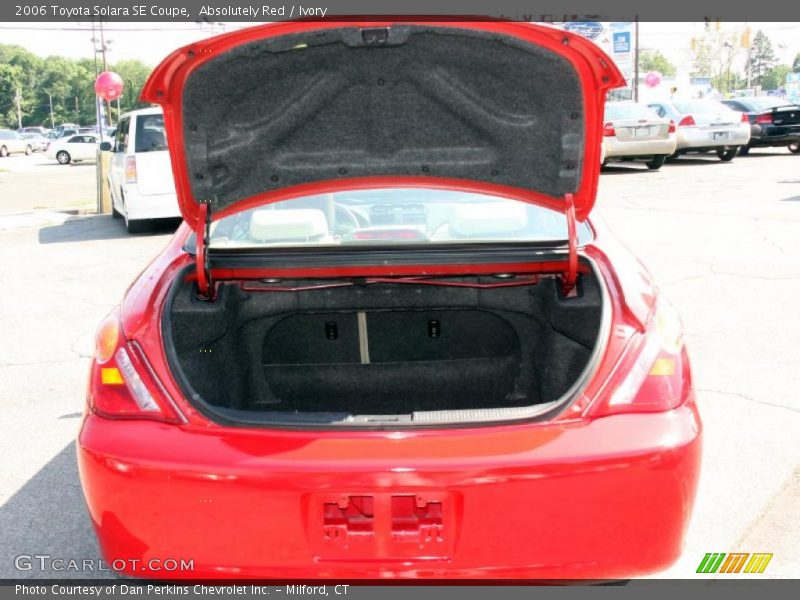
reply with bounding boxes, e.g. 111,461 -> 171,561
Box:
601,102 -> 677,170
78,21 -> 701,580
20,132 -> 49,152
18,126 -> 50,136
46,133 -> 98,164
720,97 -> 800,154
0,129 -> 33,156
647,99 -> 750,161
101,107 -> 180,233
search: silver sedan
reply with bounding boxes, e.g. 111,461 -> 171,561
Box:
647,99 -> 750,161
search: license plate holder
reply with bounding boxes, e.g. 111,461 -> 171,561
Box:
713,131 -> 729,140
306,492 -> 458,561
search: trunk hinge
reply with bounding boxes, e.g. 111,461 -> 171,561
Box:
195,201 -> 213,300
561,193 -> 578,297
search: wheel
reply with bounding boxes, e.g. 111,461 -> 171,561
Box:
717,147 -> 737,162
645,155 -> 667,170
738,145 -> 751,156
56,150 -> 71,164
24,145 -> 32,156
0,146 -> 8,158
665,152 -> 679,162
789,143 -> 800,154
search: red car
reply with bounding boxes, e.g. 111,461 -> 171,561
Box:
78,20 -> 701,580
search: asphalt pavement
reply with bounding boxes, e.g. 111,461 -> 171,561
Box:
0,148 -> 798,579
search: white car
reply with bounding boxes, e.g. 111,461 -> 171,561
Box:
46,134 -> 99,164
601,102 -> 677,170
0,129 -> 34,157
647,99 -> 750,161
103,107 -> 180,233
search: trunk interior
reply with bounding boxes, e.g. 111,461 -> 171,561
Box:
166,268 -> 605,423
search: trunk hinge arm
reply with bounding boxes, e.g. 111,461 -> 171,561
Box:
195,201 -> 213,300
561,193 -> 578,297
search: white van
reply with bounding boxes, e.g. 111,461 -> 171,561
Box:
104,107 -> 180,233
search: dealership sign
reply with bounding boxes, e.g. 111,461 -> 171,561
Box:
562,21 -> 603,39
613,31 -> 631,53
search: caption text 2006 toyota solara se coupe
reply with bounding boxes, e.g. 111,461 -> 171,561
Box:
77,20 -> 702,580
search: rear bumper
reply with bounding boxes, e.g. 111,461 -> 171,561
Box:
603,136 -> 677,159
77,398 -> 702,580
676,125 -> 750,151
124,188 -> 181,221
749,124 -> 800,146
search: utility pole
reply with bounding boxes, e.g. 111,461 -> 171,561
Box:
48,93 -> 55,129
15,88 -> 22,129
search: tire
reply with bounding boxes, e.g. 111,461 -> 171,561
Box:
738,145 -> 751,156
789,143 -> 800,154
717,147 -> 737,162
56,150 -> 71,165
645,155 -> 667,170
0,146 -> 8,158
24,145 -> 32,156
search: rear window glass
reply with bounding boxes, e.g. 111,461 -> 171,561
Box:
740,97 -> 792,112
205,188 -> 592,249
673,100 -> 729,113
134,114 -> 168,153
605,103 -> 659,120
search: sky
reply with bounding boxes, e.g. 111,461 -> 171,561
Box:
1,21 -> 798,71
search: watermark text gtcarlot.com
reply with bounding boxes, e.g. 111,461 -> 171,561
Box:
14,554 -> 194,572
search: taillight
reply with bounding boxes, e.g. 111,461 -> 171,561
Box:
668,120 -> 676,133
88,313 -> 182,423
125,156 -> 137,183
587,299 -> 691,417
755,113 -> 772,125
603,122 -> 616,137
678,115 -> 696,127
741,112 -> 750,123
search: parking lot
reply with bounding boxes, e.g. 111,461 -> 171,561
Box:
0,149 -> 798,578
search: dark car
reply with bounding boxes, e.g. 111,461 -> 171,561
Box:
721,97 -> 800,155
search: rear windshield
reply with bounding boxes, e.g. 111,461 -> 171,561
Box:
134,114 -> 168,152
740,97 -> 792,111
605,103 -> 659,120
673,100 -> 730,113
206,188 -> 591,249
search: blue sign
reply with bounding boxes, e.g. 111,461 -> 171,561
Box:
613,32 -> 631,54
563,21 -> 604,40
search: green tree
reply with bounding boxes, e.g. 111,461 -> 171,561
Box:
639,49 -> 676,76
760,65 -> 792,91
110,59 -> 154,115
793,53 -> 800,72
745,30 -> 778,86
0,43 -> 153,129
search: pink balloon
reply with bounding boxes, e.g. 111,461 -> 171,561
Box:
94,71 -> 124,101
645,72 -> 662,88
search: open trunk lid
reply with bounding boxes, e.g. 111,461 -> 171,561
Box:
141,20 -> 623,295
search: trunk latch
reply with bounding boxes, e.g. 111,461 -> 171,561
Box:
561,192 -> 578,297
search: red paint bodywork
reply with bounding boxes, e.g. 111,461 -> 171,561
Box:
77,218 -> 701,579
77,21 -> 701,580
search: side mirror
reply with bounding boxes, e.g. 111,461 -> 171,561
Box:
100,141 -> 113,152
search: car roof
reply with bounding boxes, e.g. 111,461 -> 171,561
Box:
119,106 -> 163,119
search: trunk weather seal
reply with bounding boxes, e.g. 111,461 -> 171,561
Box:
161,256 -> 610,430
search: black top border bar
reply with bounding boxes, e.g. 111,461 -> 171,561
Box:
2,0 -> 800,22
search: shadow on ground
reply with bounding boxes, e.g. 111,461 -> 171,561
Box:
38,215 -> 181,244
0,441 -> 110,579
